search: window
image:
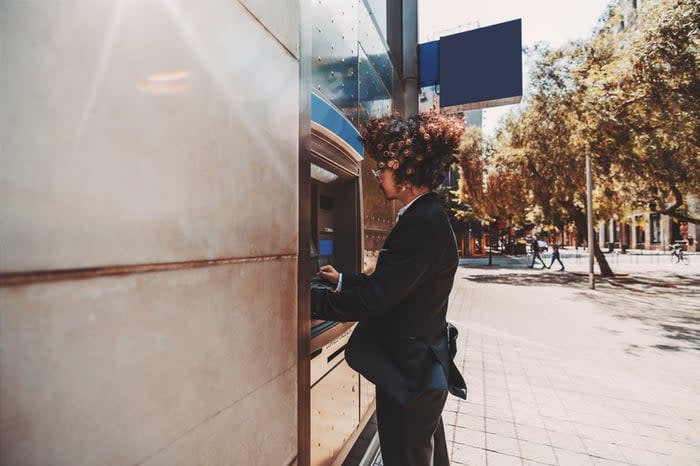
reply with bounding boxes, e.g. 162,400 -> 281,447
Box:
635,216 -> 645,244
632,0 -> 638,9
650,214 -> 661,243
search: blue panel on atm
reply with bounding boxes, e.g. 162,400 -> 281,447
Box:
319,239 -> 334,256
419,40 -> 439,88
311,93 -> 364,158
439,19 -> 522,108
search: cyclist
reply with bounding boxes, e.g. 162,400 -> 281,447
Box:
670,243 -> 689,264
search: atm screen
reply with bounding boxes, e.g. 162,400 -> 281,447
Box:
319,239 -> 333,256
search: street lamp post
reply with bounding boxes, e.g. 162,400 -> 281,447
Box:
467,227 -> 471,257
586,154 -> 595,290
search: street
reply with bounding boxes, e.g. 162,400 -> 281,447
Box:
441,252 -> 700,465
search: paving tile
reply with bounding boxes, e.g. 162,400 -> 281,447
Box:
444,424 -> 457,441
520,440 -> 557,465
666,452 -> 700,466
486,433 -> 521,457
456,413 -> 486,431
516,425 -> 551,445
616,446 -> 671,466
486,406 -> 515,423
632,423 -> 674,440
591,456 -> 628,465
542,417 -> 579,434
513,413 -> 547,430
582,439 -> 627,463
453,426 -> 486,449
487,450 -> 524,466
663,429 -> 699,446
461,400 -> 486,416
553,448 -> 595,465
576,425 -> 619,442
546,430 -> 587,453
486,418 -> 518,438
511,398 -> 538,410
443,410 -> 458,427
486,396 -> 514,411
595,429 -> 640,448
511,407 -> 542,418
539,408 -> 569,421
451,444 -> 487,465
643,437 -> 687,456
444,400 -> 462,414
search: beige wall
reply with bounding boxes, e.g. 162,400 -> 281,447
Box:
0,1 -> 300,464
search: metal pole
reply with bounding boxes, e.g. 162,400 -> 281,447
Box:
402,0 -> 418,116
488,232 -> 493,266
586,154 -> 595,290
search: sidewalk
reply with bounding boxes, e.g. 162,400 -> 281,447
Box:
440,255 -> 700,465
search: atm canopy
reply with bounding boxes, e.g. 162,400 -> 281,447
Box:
419,19 -> 523,111
311,93 -> 364,160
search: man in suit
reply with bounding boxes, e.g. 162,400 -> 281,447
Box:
311,112 -> 466,466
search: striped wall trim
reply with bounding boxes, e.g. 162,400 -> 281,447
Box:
0,254 -> 297,287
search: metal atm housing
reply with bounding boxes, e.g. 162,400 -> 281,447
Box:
307,96 -> 374,466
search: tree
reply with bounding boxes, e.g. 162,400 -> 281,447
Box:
454,125 -> 488,219
487,43 -> 616,276
583,0 -> 700,224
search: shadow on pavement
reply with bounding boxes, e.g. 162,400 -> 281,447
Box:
461,266 -> 700,353
462,271 -> 590,288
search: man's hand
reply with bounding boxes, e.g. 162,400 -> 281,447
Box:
317,265 -> 339,285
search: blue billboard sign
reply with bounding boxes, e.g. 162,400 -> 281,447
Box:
419,19 -> 522,111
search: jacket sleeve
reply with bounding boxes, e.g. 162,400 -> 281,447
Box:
339,272 -> 365,290
311,215 -> 434,322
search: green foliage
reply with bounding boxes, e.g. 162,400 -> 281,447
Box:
455,126 -> 487,219
436,186 -> 474,228
592,0 -> 700,222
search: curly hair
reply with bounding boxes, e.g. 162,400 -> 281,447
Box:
360,109 -> 464,189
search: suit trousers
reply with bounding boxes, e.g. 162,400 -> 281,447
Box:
376,387 -> 449,466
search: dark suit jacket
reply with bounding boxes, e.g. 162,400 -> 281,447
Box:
311,192 -> 466,405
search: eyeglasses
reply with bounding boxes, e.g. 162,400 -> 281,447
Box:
371,162 -> 389,182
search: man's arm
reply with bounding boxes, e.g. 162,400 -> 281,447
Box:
311,216 -> 433,322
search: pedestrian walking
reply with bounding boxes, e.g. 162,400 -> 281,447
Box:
528,240 -> 547,268
311,111 -> 467,466
547,243 -> 565,271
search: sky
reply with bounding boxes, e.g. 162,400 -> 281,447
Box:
419,0 -> 613,136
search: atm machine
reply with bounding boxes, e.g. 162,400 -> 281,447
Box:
307,93 -> 374,466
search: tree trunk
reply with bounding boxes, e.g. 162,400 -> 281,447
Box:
593,240 -> 615,277
573,215 -> 615,277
